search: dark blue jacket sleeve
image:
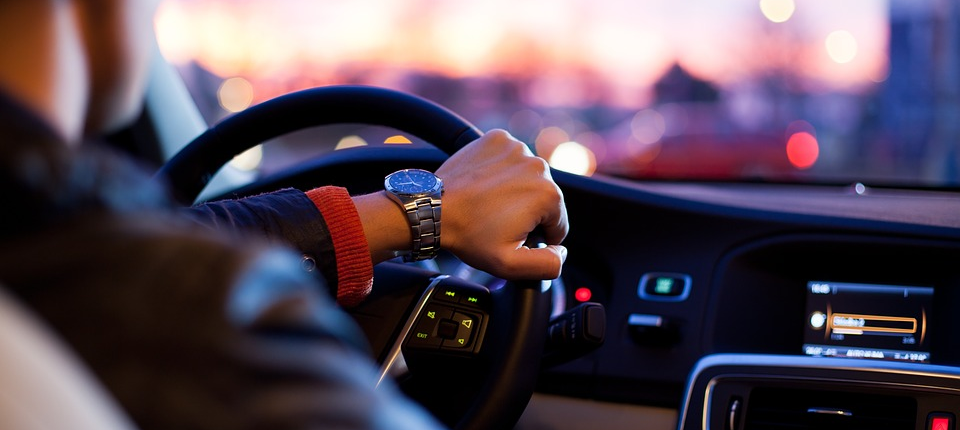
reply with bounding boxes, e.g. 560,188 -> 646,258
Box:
180,188 -> 339,290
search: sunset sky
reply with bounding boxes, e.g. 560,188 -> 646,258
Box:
155,0 -> 889,107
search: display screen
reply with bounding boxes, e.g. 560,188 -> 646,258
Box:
803,281 -> 932,363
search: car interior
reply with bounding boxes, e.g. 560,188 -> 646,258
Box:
5,1 -> 960,429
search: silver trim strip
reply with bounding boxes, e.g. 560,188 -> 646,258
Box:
376,275 -> 449,388
678,354 -> 960,430
807,407 -> 852,416
628,313 -> 664,327
702,379 -> 716,430
728,398 -> 739,430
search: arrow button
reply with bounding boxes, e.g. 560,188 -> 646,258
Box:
442,312 -> 481,349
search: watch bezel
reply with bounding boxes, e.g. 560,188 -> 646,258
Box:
384,168 -> 444,197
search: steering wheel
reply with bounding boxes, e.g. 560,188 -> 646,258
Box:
156,86 -> 553,430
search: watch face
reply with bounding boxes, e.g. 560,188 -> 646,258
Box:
386,169 -> 441,195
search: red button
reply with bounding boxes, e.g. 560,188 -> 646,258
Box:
574,287 -> 592,302
928,413 -> 954,430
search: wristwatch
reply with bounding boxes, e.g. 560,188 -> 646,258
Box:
384,168 -> 444,262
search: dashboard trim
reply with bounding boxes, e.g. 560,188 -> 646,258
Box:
678,353 -> 960,430
376,275 -> 448,387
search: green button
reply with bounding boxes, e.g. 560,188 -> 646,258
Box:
655,278 -> 675,295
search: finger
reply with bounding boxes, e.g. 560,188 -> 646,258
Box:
498,244 -> 568,280
539,186 -> 569,245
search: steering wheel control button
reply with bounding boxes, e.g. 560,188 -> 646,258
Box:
407,305 -> 455,349
408,329 -> 441,348
441,312 -> 481,349
434,286 -> 460,303
458,292 -> 487,308
437,319 -> 459,339
433,285 -> 490,310
638,273 -> 691,302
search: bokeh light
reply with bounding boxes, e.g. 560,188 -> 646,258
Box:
384,135 -> 413,144
218,77 -> 254,113
535,126 -> 571,159
508,110 -> 543,140
154,1 -> 191,64
549,141 -> 597,176
786,132 -> 819,169
229,145 -> 263,171
335,135 -> 368,150
631,109 -> 666,145
759,0 -> 796,23
156,0 -> 887,101
826,30 -> 859,64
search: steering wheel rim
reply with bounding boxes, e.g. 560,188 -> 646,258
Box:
155,85 -> 552,430
157,85 -> 482,205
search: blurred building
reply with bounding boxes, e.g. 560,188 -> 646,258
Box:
882,0 -> 960,183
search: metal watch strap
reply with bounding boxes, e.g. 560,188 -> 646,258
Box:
402,197 -> 441,262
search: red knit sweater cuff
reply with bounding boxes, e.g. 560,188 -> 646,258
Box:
305,186 -> 373,307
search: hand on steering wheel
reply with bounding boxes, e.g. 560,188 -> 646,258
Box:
155,86 -> 563,430
437,129 -> 568,280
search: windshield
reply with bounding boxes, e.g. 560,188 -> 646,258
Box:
155,0 -> 959,187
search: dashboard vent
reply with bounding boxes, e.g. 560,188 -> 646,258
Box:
743,387 -> 916,430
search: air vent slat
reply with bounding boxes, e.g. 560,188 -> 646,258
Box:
743,387 -> 915,430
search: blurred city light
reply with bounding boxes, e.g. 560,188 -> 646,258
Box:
826,30 -> 859,64
155,0 -> 942,185
759,0 -> 796,23
786,119 -> 816,138
786,132 -> 819,169
154,1 -> 191,64
384,135 -> 413,144
509,110 -> 543,140
156,0 -> 886,102
535,127 -> 571,159
574,131 -> 608,165
631,109 -> 666,145
549,141 -> 597,176
218,77 -> 254,112
230,145 -> 263,171
631,141 -> 662,166
336,135 -> 368,150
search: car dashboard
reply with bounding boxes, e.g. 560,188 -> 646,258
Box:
218,144 -> 960,430
532,171 -> 960,430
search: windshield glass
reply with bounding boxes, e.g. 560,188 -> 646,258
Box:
155,0 -> 959,187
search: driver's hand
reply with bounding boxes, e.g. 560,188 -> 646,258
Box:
437,129 -> 568,280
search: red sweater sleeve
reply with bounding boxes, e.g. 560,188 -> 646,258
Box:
305,187 -> 373,307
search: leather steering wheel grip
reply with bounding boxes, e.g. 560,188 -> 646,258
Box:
155,86 -> 481,205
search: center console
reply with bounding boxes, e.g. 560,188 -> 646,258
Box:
680,234 -> 960,430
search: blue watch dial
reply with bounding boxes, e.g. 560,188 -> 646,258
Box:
387,169 -> 439,194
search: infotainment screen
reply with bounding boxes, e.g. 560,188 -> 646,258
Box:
803,281 -> 932,363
